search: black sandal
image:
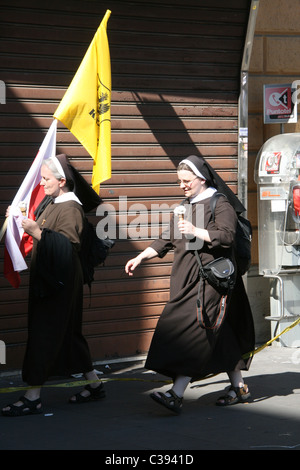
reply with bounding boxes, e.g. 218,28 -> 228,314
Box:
2,396 -> 43,417
216,384 -> 251,406
150,389 -> 183,414
69,382 -> 105,404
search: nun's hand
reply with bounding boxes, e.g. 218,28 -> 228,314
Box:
178,222 -> 211,243
178,219 -> 196,237
22,218 -> 42,241
125,257 -> 141,276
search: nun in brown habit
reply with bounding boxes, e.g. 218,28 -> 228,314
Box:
125,155 -> 255,414
2,155 -> 105,417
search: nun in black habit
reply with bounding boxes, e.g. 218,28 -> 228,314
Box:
2,155 -> 105,417
125,155 -> 255,414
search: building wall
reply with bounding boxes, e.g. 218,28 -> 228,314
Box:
247,0 -> 300,342
0,0 -> 251,371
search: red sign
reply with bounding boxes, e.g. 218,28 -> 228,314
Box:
264,151 -> 282,174
264,83 -> 297,123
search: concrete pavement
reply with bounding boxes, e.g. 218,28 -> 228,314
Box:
0,345 -> 300,453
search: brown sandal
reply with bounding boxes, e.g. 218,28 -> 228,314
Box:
69,383 -> 105,404
216,384 -> 251,406
150,389 -> 183,414
2,396 -> 43,417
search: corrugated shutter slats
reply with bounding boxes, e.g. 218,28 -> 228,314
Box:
0,0 -> 250,369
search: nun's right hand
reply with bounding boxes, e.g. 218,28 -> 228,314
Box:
125,257 -> 141,276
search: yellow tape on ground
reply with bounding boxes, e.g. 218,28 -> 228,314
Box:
243,316 -> 300,360
1,316 -> 300,394
0,377 -> 171,394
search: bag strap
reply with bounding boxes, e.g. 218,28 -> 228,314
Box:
210,192 -> 226,222
196,293 -> 227,330
194,249 -> 206,277
195,193 -> 233,330
195,194 -> 228,329
194,249 -> 227,330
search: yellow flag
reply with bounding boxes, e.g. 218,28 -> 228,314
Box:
54,10 -> 111,193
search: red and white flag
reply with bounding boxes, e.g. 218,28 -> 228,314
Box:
4,120 -> 57,288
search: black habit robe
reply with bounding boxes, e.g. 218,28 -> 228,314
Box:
145,194 -> 255,382
22,199 -> 93,385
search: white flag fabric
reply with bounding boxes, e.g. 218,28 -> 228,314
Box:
4,120 -> 57,287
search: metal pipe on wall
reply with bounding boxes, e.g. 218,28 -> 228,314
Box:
238,0 -> 260,213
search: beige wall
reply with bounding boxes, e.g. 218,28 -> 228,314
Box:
249,0 -> 300,265
246,0 -> 300,342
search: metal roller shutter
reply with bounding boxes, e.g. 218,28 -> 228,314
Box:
0,0 -> 251,369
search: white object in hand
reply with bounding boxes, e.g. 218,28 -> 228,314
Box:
19,201 -> 27,216
174,205 -> 186,221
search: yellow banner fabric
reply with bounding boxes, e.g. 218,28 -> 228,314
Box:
54,10 -> 111,193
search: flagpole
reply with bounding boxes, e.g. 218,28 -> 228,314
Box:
0,218 -> 8,243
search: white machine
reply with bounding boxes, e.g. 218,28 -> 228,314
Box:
255,133 -> 300,346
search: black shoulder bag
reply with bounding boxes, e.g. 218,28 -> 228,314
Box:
195,250 -> 235,330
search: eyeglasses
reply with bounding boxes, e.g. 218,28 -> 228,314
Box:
177,177 -> 198,187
